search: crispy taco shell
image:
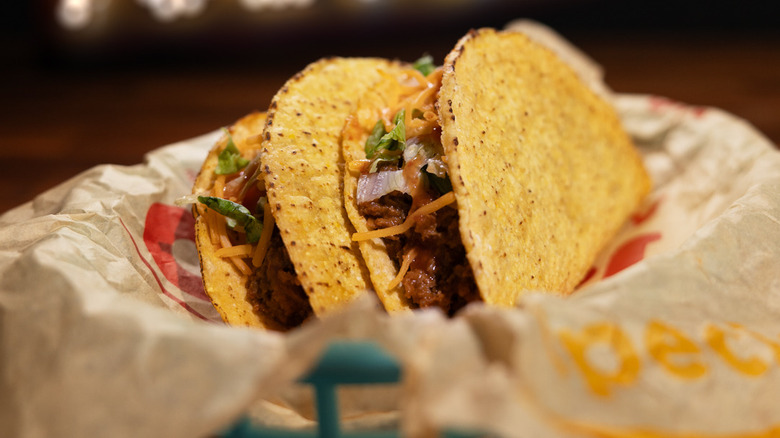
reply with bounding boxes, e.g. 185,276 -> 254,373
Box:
341,74 -> 416,313
440,28 -> 651,304
261,57 -> 408,315
193,112 -> 279,328
343,29 -> 651,311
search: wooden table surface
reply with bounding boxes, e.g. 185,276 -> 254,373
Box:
2,9 -> 779,215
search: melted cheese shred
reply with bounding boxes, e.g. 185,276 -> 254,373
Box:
252,201 -> 275,268
400,68 -> 442,137
215,244 -> 253,258
352,192 -> 456,241
378,67 -> 442,135
213,175 -> 226,199
386,247 -> 417,291
206,166 -> 260,276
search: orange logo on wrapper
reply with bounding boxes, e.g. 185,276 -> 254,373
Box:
556,319 -> 780,397
559,323 -> 641,397
544,318 -> 780,437
646,320 -> 707,379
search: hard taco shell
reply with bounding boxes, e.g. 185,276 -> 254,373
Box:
261,57 -> 408,315
342,29 -> 651,311
193,112 -> 271,328
438,28 -> 651,304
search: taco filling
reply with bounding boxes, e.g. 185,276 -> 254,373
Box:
197,135 -> 312,329
348,58 -> 481,315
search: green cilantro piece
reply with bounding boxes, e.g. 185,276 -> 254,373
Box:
215,129 -> 250,175
364,120 -> 387,158
385,109 -> 406,148
197,196 -> 263,243
365,110 -> 407,165
413,54 -> 436,76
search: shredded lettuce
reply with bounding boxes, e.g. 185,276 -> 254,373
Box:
356,169 -> 409,204
216,129 -> 250,175
413,54 -> 436,76
365,110 -> 407,171
198,196 -> 263,243
364,120 -> 387,158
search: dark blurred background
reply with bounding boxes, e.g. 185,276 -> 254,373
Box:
1,0 -> 779,213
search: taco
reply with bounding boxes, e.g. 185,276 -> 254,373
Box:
192,112 -> 313,330
194,58 -> 408,330
342,28 -> 651,314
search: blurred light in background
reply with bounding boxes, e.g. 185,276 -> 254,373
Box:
58,0 -> 95,29
39,0 -> 529,67
26,0 -> 779,69
57,0 -> 325,29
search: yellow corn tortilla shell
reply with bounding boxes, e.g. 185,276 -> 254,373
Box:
192,111 -> 276,328
261,58 -> 405,315
438,28 -> 651,305
341,71 -> 413,313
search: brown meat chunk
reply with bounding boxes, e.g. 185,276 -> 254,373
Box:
358,188 -> 480,316
401,205 -> 478,315
358,191 -> 410,262
246,229 -> 312,329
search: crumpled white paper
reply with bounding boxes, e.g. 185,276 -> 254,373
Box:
2,21 -> 779,438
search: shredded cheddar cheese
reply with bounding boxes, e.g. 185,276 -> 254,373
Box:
386,248 -> 417,291
213,175 -> 226,198
407,68 -> 431,88
207,208 -> 220,246
215,244 -> 253,258
230,256 -> 252,276
352,192 -> 456,241
209,178 -> 255,276
252,201 -> 275,268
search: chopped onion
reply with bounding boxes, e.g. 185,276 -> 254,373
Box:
424,158 -> 448,178
403,138 -> 431,162
356,170 -> 409,204
403,138 -> 449,178
174,194 -> 201,206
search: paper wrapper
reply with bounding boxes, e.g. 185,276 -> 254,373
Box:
2,21 -> 780,438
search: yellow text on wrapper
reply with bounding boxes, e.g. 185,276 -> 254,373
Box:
556,319 -> 780,397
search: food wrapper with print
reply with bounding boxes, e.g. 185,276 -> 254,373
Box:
2,21 -> 780,438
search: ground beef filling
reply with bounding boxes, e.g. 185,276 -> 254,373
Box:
246,229 -> 312,329
358,190 -> 480,316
